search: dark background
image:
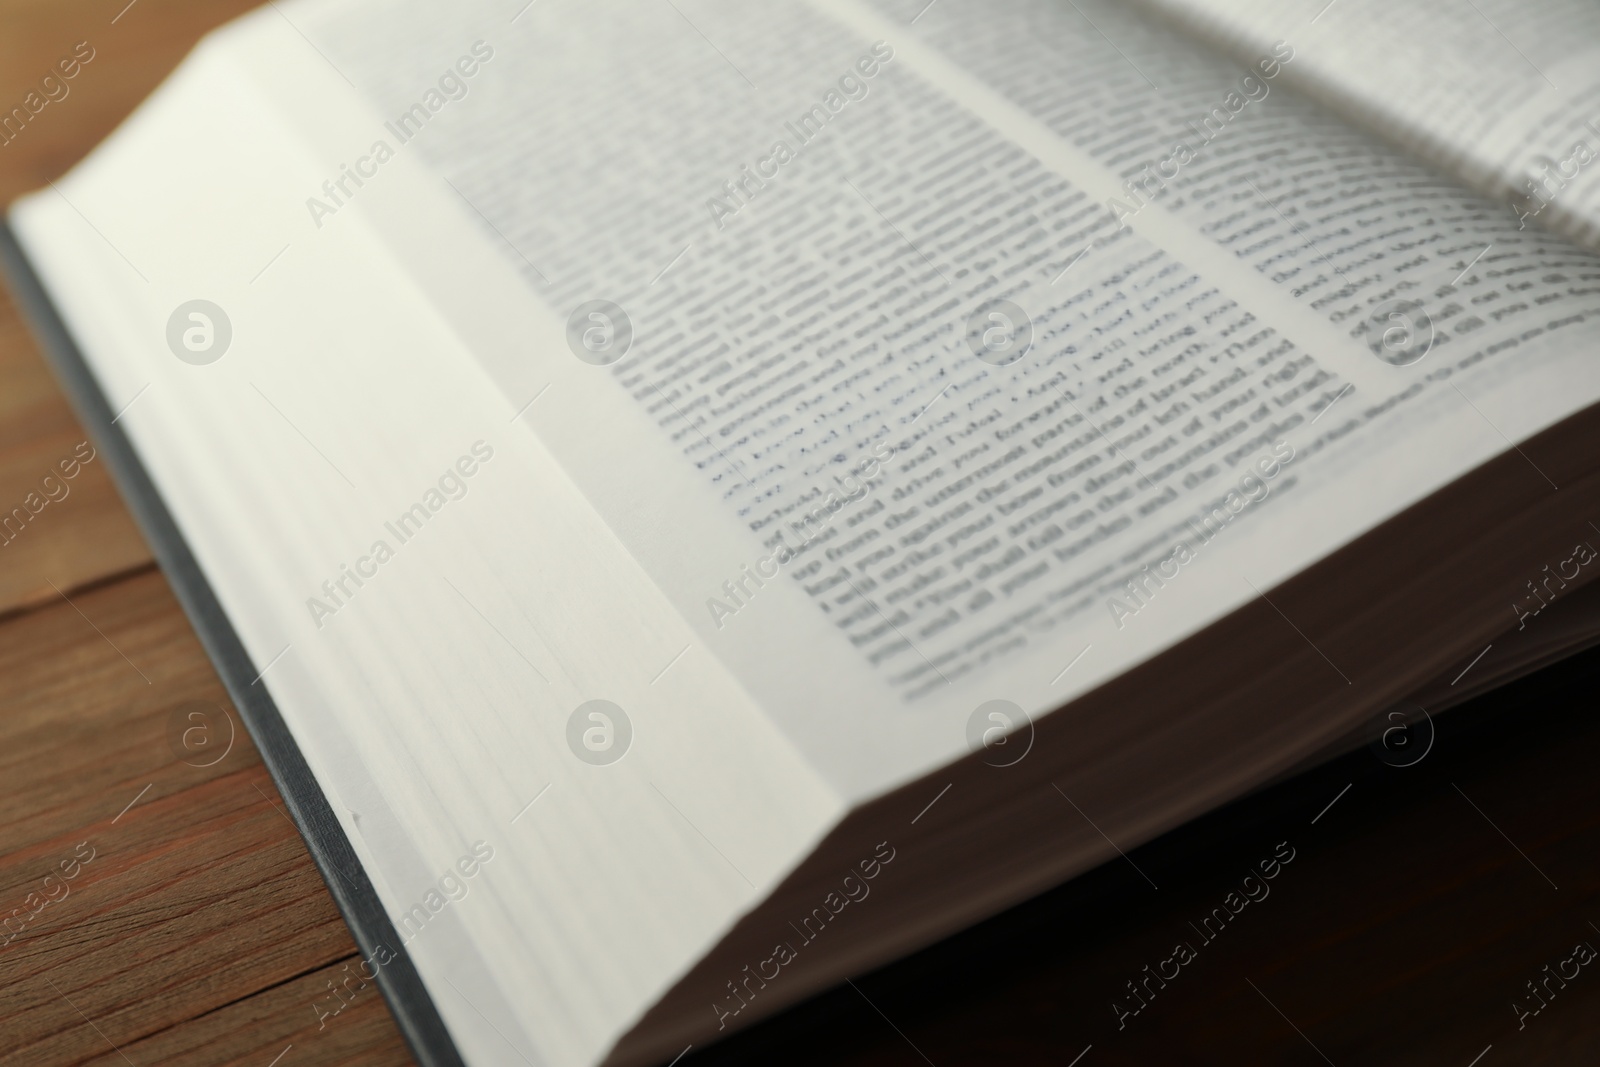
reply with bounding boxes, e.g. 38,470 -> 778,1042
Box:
689,648 -> 1600,1066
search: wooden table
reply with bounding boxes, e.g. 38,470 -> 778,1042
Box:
2,3 -> 1597,1066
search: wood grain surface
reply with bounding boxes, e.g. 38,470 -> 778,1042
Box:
2,2 -> 1597,1066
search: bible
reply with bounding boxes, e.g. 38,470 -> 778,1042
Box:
6,0 -> 1600,1063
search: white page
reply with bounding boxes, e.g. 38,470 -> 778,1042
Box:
287,0 -> 1600,802
11,21 -> 842,1066
1130,0 -> 1600,246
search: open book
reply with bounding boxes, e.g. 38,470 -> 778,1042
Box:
7,0 -> 1600,1063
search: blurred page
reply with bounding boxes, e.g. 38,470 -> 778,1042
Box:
1131,0 -> 1600,246
295,0 -> 1600,797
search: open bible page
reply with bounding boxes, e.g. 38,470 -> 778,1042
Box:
292,0 -> 1600,800
1129,0 -> 1600,247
